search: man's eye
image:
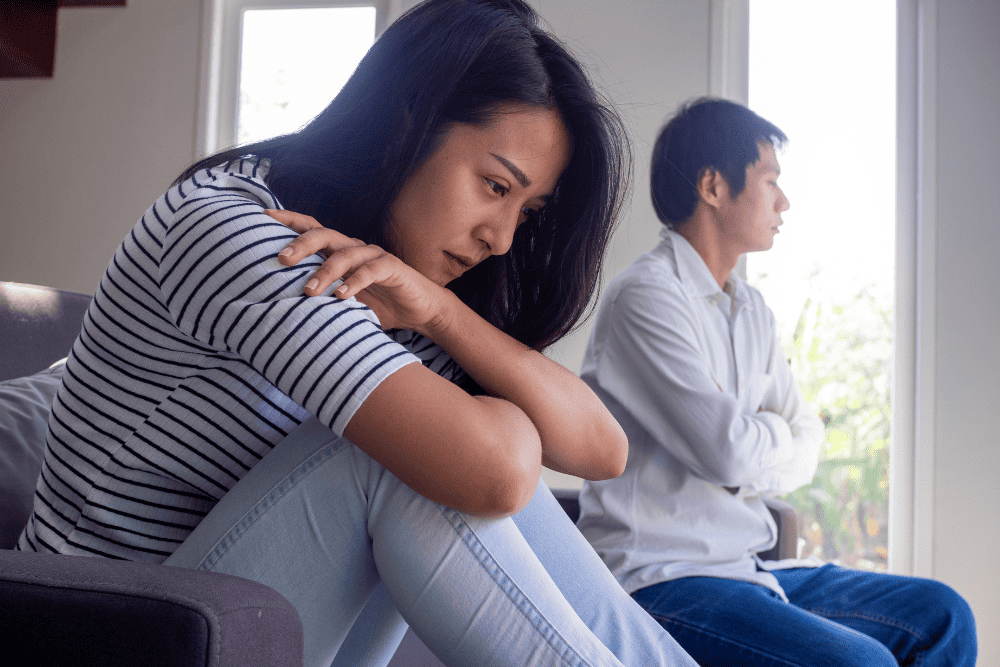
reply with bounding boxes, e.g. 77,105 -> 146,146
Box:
487,179 -> 508,196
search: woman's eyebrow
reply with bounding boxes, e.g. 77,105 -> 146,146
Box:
490,153 -> 531,188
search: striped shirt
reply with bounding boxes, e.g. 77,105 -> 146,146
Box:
17,159 -> 463,562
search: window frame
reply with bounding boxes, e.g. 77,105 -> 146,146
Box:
197,0 -> 389,156
711,0 -> 930,575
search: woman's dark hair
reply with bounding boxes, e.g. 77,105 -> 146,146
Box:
178,0 -> 630,351
650,97 -> 786,227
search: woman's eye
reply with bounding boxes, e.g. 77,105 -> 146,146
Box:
521,207 -> 541,223
486,179 -> 509,196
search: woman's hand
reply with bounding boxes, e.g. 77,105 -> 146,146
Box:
267,208 -> 626,484
266,209 -> 452,333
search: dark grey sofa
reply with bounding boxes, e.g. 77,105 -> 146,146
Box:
0,282 -> 303,667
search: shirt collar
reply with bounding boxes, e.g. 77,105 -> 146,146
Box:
658,227 -> 752,310
659,227 -> 725,298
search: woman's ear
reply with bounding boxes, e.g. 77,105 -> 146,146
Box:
697,167 -> 729,210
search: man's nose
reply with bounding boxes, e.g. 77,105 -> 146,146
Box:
777,188 -> 790,212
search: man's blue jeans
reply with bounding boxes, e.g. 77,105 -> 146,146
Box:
631,564 -> 976,667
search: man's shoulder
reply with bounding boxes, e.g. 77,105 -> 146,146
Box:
608,245 -> 683,294
597,250 -> 696,326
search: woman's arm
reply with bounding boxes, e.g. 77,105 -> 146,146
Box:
418,288 -> 628,482
270,211 -> 627,494
347,361 -> 544,517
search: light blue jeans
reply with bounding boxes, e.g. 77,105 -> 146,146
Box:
165,418 -> 695,667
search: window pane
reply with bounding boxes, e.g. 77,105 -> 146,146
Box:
749,0 -> 896,571
237,6 -> 376,144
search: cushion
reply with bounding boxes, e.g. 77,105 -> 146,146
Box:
0,363 -> 64,549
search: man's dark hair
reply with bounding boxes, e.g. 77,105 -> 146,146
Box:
178,0 -> 631,351
650,97 -> 786,226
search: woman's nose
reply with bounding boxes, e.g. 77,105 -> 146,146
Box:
479,211 -> 519,256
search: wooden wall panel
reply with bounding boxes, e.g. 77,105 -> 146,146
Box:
0,1 -> 58,78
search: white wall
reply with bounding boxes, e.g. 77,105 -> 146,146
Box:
0,0 -> 203,295
0,0 -> 708,354
931,0 -> 1000,659
526,0 -> 713,488
1,0 -> 996,660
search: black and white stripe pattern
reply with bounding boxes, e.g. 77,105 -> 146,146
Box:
16,159 -> 456,562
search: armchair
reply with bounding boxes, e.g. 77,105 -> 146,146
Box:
0,282 -> 303,667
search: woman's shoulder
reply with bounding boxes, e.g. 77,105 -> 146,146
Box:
175,157 -> 281,210
150,158 -> 287,247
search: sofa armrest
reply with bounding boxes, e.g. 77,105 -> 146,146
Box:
0,282 -> 91,382
0,549 -> 302,667
550,487 -> 582,523
758,496 -> 799,561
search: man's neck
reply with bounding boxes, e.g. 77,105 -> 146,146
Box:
673,213 -> 739,290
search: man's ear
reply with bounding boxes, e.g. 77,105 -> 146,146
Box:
697,167 -> 729,209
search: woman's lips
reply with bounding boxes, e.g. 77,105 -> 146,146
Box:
444,251 -> 475,271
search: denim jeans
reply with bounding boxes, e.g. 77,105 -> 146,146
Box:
165,417 -> 696,667
631,564 -> 976,667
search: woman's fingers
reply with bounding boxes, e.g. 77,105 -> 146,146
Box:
263,208 -> 438,330
263,209 -> 322,232
277,227 -> 361,265
335,254 -> 401,299
270,219 -> 365,268
302,244 -> 389,296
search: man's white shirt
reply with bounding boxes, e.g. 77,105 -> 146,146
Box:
578,227 -> 824,600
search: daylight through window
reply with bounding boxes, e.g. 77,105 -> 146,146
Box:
236,6 -> 377,145
748,0 -> 897,572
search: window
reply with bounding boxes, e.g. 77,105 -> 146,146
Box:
200,0 -> 388,153
747,0 -> 897,571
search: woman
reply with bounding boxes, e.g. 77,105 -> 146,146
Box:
17,1 -> 696,665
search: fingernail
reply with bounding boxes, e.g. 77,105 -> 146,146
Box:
278,247 -> 293,258
305,279 -> 319,291
335,284 -> 347,296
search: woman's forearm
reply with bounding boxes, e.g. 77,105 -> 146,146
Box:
267,211 -> 627,483
421,290 -> 628,481
346,363 -> 543,516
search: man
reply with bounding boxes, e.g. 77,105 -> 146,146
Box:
577,98 -> 975,666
